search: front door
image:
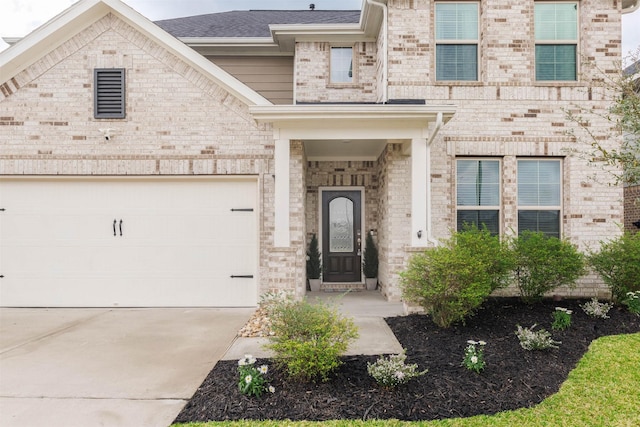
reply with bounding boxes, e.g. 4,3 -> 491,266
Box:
321,190 -> 362,282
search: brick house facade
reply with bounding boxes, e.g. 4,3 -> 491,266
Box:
0,0 -> 634,307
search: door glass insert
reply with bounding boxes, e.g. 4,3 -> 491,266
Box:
329,197 -> 354,253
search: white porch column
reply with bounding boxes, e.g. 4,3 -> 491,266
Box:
411,138 -> 428,247
274,138 -> 290,247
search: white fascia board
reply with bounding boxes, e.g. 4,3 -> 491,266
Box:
251,104 -> 456,122
0,0 -> 271,107
251,104 -> 457,141
180,37 -> 288,57
179,37 -> 277,47
0,0 -> 109,81
270,24 -> 373,52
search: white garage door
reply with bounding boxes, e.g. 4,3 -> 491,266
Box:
0,178 -> 258,307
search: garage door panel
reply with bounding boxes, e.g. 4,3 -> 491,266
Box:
0,178 -> 258,307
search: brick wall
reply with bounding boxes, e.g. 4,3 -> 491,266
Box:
0,13 -> 300,298
625,185 -> 640,232
295,42 -> 378,103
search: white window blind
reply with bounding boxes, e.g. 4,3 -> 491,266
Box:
435,2 -> 479,81
456,159 -> 500,234
535,2 -> 577,81
330,47 -> 353,83
518,159 -> 562,237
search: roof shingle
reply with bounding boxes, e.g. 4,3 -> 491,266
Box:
155,10 -> 361,38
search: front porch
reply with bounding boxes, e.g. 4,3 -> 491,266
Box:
251,104 -> 456,301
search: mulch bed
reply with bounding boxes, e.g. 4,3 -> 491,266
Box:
174,298 -> 640,423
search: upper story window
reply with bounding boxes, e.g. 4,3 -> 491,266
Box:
94,68 -> 125,119
517,159 -> 562,238
456,159 -> 501,235
435,2 -> 479,81
534,2 -> 578,81
330,47 -> 353,84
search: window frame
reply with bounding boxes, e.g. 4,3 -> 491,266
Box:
434,1 -> 480,82
329,46 -> 355,85
455,158 -> 502,235
517,158 -> 563,237
534,1 -> 579,82
94,68 -> 126,119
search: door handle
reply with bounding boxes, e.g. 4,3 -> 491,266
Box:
113,219 -> 117,236
119,219 -> 123,236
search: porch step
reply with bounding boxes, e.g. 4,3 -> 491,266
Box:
320,282 -> 366,292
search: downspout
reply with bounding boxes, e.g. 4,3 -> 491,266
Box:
366,0 -> 388,103
426,112 -> 444,246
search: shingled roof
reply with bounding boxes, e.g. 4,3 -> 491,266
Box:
155,10 -> 362,38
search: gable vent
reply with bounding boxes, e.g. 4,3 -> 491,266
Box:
94,69 -> 125,119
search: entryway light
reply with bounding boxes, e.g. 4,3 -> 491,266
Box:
417,230 -> 423,238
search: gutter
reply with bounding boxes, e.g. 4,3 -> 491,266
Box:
366,0 -> 388,103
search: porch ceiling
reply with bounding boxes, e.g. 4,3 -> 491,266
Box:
250,104 -> 457,158
304,139 -> 388,161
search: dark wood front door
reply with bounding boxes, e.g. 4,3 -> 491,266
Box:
322,190 -> 362,282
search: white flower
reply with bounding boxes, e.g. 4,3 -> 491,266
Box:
244,375 -> 252,384
470,356 -> 478,364
478,341 -> 486,346
394,370 -> 405,379
259,365 -> 268,374
467,340 -> 478,345
238,359 -> 246,366
268,385 -> 276,393
566,310 -> 573,315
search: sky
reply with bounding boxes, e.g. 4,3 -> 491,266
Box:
0,0 -> 638,58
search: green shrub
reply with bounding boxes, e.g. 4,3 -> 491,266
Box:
513,231 -> 586,303
362,231 -> 379,279
264,298 -> 358,383
400,225 -> 515,328
306,234 -> 322,279
588,232 -> 640,301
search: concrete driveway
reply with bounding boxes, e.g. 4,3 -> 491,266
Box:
0,308 -> 253,427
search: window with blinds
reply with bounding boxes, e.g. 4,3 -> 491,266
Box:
435,2 -> 479,81
94,69 -> 125,119
517,159 -> 562,237
330,47 -> 354,84
456,159 -> 500,234
534,2 -> 578,81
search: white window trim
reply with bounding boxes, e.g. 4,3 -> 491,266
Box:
534,1 -> 580,81
455,158 -> 502,234
329,45 -> 356,86
434,1 -> 480,82
516,158 -> 564,236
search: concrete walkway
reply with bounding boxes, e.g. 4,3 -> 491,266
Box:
0,291 -> 405,427
0,308 -> 253,427
224,290 -> 405,360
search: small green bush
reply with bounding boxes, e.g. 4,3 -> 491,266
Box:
400,225 -> 515,328
513,231 -> 586,303
306,234 -> 322,280
362,231 -> 379,279
264,298 -> 358,383
588,232 -> 640,301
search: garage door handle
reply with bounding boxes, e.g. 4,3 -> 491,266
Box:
230,275 -> 254,279
113,219 -> 117,236
119,219 -> 123,236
